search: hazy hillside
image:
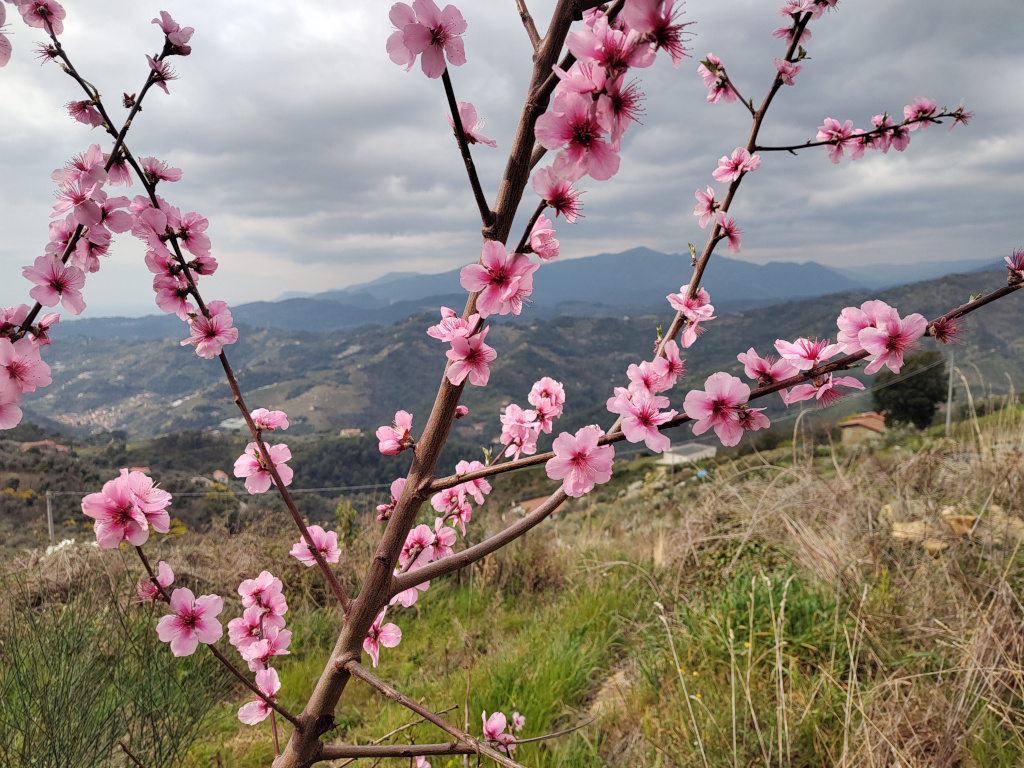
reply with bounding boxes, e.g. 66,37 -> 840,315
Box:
20,268 -> 1022,443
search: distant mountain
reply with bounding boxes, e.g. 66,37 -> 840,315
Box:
833,256 -> 1002,290
25,268 -> 1022,441
54,248 -> 863,340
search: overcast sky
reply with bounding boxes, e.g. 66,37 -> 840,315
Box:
1,0 -> 1022,317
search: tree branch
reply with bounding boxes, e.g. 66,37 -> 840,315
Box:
515,0 -> 542,51
345,661 -> 529,768
441,69 -> 494,228
321,742 -> 477,759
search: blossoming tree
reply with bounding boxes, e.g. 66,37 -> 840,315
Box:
1,0 -> 1021,766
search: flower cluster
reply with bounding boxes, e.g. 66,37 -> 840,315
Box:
666,287 -> 716,347
234,417 -> 294,495
606,342 -> 684,453
81,468 -> 173,549
498,377 -> 567,459
388,0 -> 467,79
683,372 -> 767,447
226,571 -> 291,721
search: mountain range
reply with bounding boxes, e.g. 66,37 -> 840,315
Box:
51,248 -> 1003,341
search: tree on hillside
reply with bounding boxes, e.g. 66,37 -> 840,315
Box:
872,351 -> 948,429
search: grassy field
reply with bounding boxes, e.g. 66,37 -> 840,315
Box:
2,403 -> 1023,767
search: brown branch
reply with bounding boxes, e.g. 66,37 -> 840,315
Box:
333,705 -> 459,767
515,0 -> 542,51
441,69 -> 494,228
323,743 -> 477,759
754,111 -> 961,154
345,661 -> 529,768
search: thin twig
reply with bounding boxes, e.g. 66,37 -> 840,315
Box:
515,0 -> 542,51
345,661 -> 529,768
333,705 -> 460,768
323,742 -> 478,759
441,69 -> 494,228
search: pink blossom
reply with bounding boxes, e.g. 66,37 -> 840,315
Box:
774,57 -> 801,85
390,576 -> 431,609
535,91 -> 620,182
567,13 -> 654,73
736,348 -> 797,385
904,97 -> 937,130
173,210 -> 211,258
106,154 -> 133,187
66,100 -> 104,127
363,608 -> 402,667
430,517 -> 457,560
0,16 -> 9,68
446,327 -> 497,387
532,166 -> 582,222
460,241 -> 538,317
482,710 -> 517,751
0,304 -> 29,335
146,55 -> 178,94
154,275 -> 194,320
238,571 -> 287,616
716,212 -> 743,254
140,156 -> 183,183
30,312 -> 60,347
781,374 -> 864,407
22,255 -> 87,314
431,487 -> 472,534
377,477 -> 407,521
661,340 -> 686,389
237,668 -> 281,726
546,425 -> 615,498
512,711 -> 525,732
233,442 -> 294,494
835,300 -> 894,353
693,186 -> 717,229
697,54 -> 736,104
151,11 -> 194,54
683,372 -> 750,447
155,588 -> 223,657
454,459 -> 491,503
447,101 -> 496,147
870,114 -> 894,153
400,524 -> 435,570
600,74 -> 646,148
627,359 -> 669,395
228,605 -> 285,650
713,148 -> 761,184
551,60 -> 607,95
667,286 -> 715,322
121,468 -> 172,533
134,560 -> 174,605
52,179 -> 103,226
528,214 -> 559,261
290,525 -> 341,567
392,0 -> 467,79
96,194 -> 133,234
0,338 -> 52,395
241,626 -> 292,672
500,404 -> 540,459
426,306 -> 480,343
251,408 -> 289,431
774,337 -> 841,371
455,404 -> 470,418
771,24 -> 811,45
620,0 -> 691,66
16,0 -> 66,35
180,300 -> 239,359
529,377 -> 566,408
859,311 -> 927,375
816,118 -> 858,164
609,388 -> 676,453
377,410 -> 415,455
928,316 -> 967,345
0,383 -> 22,430
1005,248 -> 1024,283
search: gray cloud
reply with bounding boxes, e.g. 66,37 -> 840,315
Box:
1,0 -> 1021,318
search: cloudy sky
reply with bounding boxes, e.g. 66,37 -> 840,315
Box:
1,0 -> 1022,317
